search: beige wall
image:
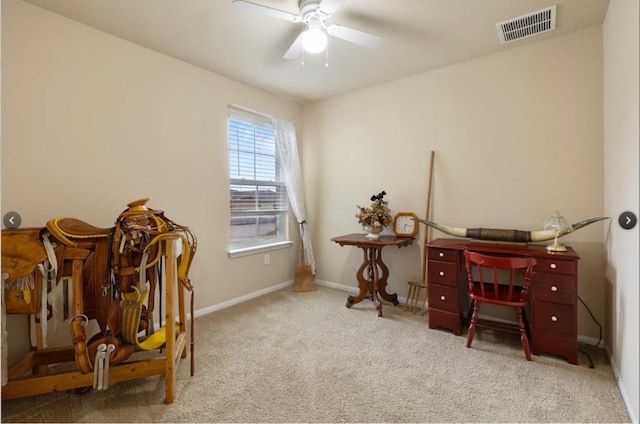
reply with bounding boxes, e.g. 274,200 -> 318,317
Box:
304,27 -> 606,340
2,0 -> 303,361
2,0 -> 637,418
603,0 -> 639,420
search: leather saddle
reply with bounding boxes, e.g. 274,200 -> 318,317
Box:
46,217 -> 112,249
1,228 -> 48,281
1,228 -> 49,314
46,216 -> 116,369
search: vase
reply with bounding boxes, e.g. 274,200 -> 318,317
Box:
364,225 -> 383,239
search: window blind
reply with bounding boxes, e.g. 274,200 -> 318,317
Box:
228,107 -> 288,246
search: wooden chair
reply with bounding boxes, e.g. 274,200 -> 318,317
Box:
464,250 -> 536,361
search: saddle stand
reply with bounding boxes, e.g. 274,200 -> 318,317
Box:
1,199 -> 196,404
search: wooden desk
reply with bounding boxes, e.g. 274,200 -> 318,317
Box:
426,238 -> 580,364
332,234 -> 414,317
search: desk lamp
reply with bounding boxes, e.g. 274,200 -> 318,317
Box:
543,211 -> 572,252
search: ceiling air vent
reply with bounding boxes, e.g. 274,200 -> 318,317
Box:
496,5 -> 556,44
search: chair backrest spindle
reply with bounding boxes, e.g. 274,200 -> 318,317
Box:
464,251 -> 536,303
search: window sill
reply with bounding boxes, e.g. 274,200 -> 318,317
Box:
227,241 -> 293,258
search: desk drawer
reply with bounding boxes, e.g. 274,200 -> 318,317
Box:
533,301 -> 576,334
428,284 -> 459,313
534,258 -> 576,275
427,261 -> 458,287
428,248 -> 458,263
532,273 -> 576,305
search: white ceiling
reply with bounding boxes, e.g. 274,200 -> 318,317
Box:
21,0 -> 610,104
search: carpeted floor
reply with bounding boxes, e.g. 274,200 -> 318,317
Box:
1,286 -> 631,423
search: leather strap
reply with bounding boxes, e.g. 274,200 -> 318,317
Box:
69,255 -> 93,374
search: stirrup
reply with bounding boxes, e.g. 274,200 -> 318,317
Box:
121,287 -> 175,351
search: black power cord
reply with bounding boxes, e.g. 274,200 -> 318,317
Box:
577,295 -> 603,369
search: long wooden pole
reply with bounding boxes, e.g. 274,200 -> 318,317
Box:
421,151 -> 435,285
420,151 -> 435,314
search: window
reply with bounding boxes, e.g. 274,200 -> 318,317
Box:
228,107 -> 289,254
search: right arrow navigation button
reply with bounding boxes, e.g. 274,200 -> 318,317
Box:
618,211 -> 637,230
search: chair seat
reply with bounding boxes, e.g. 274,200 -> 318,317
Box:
468,281 -> 528,307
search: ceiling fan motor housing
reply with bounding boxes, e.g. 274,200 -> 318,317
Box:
299,0 -> 321,12
299,0 -> 328,24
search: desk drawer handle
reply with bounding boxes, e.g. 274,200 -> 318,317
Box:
439,252 -> 445,258
551,315 -> 558,322
551,285 -> 558,292
550,263 -> 557,269
439,271 -> 445,277
440,295 -> 446,301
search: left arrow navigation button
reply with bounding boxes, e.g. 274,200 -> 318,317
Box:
3,211 -> 22,229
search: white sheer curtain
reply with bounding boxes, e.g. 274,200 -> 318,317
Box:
273,118 -> 316,274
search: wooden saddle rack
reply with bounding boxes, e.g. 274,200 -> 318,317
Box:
1,198 -> 197,403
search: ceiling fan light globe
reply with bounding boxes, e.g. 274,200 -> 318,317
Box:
301,28 -> 327,53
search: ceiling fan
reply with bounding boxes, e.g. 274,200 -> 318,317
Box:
232,0 -> 383,59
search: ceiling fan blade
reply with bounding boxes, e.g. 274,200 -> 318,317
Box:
318,0 -> 345,14
283,33 -> 304,59
326,24 -> 383,49
232,0 -> 300,22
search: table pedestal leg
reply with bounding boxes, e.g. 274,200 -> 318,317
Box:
345,247 -> 398,316
368,248 -> 383,317
346,248 -> 371,308
373,249 -> 399,306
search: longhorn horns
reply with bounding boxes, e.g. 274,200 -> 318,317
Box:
418,216 -> 609,243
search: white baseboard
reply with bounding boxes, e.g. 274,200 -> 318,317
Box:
314,279 -> 422,308
193,280 -> 293,319
314,279 -> 358,294
605,344 -> 638,423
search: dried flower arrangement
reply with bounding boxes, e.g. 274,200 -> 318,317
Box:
356,191 -> 392,231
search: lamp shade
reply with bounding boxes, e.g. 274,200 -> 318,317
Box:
301,27 -> 327,53
543,211 -> 571,232
543,210 -> 571,251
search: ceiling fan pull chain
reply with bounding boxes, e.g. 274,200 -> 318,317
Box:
325,42 -> 329,68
